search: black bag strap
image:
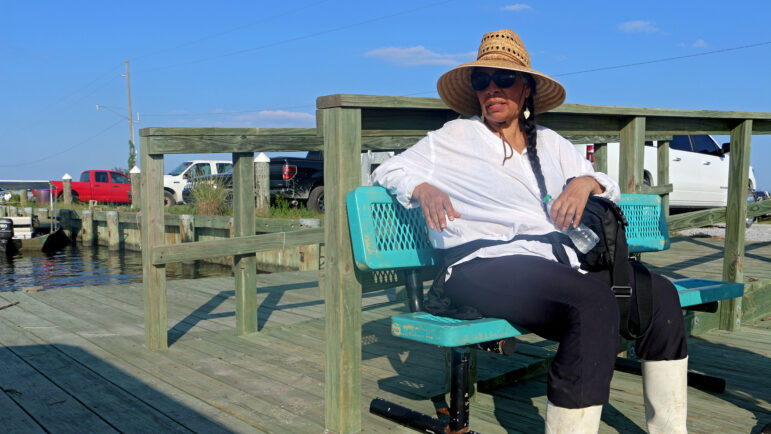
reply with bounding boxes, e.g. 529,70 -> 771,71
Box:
611,224 -> 653,340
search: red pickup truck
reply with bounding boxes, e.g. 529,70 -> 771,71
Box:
49,170 -> 132,204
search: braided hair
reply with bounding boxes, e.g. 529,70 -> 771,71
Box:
520,74 -> 549,215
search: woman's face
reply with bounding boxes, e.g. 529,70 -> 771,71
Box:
474,67 -> 530,125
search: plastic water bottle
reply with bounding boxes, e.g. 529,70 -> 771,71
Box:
543,195 -> 600,254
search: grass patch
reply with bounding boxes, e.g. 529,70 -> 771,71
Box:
188,179 -> 231,216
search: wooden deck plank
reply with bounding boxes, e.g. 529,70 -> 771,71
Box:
0,292 -> 324,433
0,382 -> 46,434
0,294 -> 261,433
13,292 -> 329,432
0,317 -> 186,433
0,344 -> 115,434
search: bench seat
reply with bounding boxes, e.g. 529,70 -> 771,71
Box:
391,278 -> 743,348
674,278 -> 744,308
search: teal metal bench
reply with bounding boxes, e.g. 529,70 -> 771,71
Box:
346,186 -> 744,433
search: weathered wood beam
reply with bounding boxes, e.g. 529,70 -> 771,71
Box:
316,95 -> 771,122
140,138 -> 168,350
666,200 -> 771,232
593,143 -> 607,174
322,107 -> 363,434
232,151 -> 257,336
667,208 -> 727,232
657,140 -> 671,218
619,117 -> 646,193
721,120 -> 752,331
639,184 -> 673,196
150,228 -> 324,264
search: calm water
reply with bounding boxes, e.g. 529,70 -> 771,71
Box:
0,244 -> 233,292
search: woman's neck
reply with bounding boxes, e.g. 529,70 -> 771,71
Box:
486,118 -> 526,154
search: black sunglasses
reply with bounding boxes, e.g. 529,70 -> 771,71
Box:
470,70 -> 518,91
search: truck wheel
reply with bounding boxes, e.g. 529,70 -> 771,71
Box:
163,191 -> 175,208
71,192 -> 79,204
307,186 -> 324,213
643,172 -> 652,188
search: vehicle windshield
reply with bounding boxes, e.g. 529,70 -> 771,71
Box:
168,162 -> 193,176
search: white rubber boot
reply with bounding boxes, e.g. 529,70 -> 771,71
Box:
642,357 -> 688,433
545,400 -> 602,434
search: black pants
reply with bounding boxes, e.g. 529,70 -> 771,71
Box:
443,255 -> 688,408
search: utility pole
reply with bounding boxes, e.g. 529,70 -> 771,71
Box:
123,59 -> 136,169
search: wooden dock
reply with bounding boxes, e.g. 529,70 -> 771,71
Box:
0,237 -> 769,433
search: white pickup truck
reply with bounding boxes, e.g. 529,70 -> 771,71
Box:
574,135 -> 757,211
163,159 -> 232,206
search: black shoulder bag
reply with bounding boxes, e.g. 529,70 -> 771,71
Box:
576,195 -> 653,340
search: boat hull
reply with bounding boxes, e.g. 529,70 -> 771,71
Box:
5,228 -> 70,255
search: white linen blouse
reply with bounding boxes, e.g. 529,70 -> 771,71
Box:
370,116 -> 621,270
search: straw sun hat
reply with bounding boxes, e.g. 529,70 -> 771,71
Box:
437,29 -> 566,117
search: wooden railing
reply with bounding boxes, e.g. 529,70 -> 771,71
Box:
318,94 -> 771,433
138,127 -> 325,350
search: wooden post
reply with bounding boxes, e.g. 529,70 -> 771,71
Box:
322,107 -> 363,434
657,140 -> 671,218
720,120 -> 752,331
619,117 -> 646,194
254,152 -> 270,213
232,151 -> 257,336
19,190 -> 27,208
593,143 -> 608,174
140,136 -> 168,350
299,218 -> 321,271
81,210 -> 94,245
62,174 -> 73,205
130,166 -> 141,209
59,209 -> 72,239
107,211 -> 120,250
179,214 -> 195,243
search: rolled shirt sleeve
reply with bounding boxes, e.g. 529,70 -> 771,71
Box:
370,135 -> 435,208
553,132 -> 621,203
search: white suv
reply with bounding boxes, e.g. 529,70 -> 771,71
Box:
164,160 -> 232,206
575,135 -> 757,209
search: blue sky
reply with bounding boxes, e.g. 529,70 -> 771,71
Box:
2,0 -> 770,190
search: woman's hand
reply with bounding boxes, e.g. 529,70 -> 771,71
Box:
550,176 -> 604,231
413,183 -> 461,232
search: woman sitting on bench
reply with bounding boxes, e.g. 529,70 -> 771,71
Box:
372,29 -> 688,433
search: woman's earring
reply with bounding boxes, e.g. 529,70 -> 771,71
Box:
523,108 -> 531,119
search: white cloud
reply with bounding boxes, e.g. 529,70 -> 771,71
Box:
365,46 -> 475,66
617,20 -> 660,33
502,4 -> 532,11
678,39 -> 709,49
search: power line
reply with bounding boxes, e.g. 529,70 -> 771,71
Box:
133,0 -> 332,62
0,119 -> 124,168
402,40 -> 771,97
140,104 -> 316,117
140,0 -> 460,73
553,40 -> 771,77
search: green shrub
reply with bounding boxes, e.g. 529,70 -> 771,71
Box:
189,179 -> 230,216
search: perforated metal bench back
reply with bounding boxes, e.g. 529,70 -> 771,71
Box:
618,194 -> 670,253
347,187 -> 670,270
347,186 -> 441,271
